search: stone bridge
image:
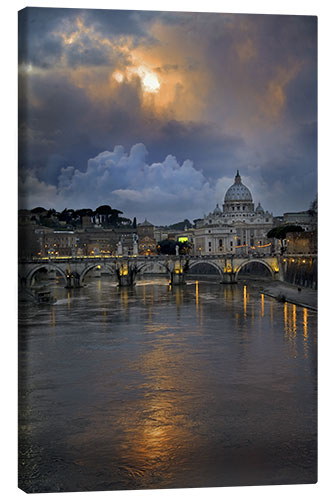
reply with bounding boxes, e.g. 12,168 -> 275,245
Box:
18,254 -> 281,287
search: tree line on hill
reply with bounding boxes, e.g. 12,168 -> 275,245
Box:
29,205 -> 133,229
28,207 -> 196,232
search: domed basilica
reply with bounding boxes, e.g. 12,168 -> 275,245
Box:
193,171 -> 274,255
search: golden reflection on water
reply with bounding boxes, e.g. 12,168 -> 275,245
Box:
288,304 -> 292,339
96,278 -> 102,303
303,307 -> 308,359
292,304 -> 297,336
120,288 -> 129,310
175,287 -> 183,306
68,338 -> 197,485
284,302 -> 288,341
261,294 -> 264,317
145,323 -> 170,334
291,304 -> 298,357
53,279 -> 316,486
283,302 -> 298,358
122,343 -> 197,484
235,311 -> 239,327
67,290 -> 71,311
174,287 -> 184,318
224,286 -> 234,303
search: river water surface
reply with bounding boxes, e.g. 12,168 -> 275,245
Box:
18,276 -> 317,492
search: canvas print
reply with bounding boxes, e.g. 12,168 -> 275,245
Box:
18,7 -> 317,493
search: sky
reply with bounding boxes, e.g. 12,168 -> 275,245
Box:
18,7 -> 317,224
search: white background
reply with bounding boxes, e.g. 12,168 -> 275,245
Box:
1,1 -> 331,499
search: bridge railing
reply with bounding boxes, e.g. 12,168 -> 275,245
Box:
19,251 -> 280,265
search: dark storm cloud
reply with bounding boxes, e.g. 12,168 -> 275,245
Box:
285,66 -> 317,123
65,35 -> 112,68
18,7 -> 156,69
202,14 -> 317,120
81,9 -> 158,42
18,71 -> 102,181
149,120 -> 247,178
18,8 -> 74,68
18,68 -> 242,185
18,9 -> 317,220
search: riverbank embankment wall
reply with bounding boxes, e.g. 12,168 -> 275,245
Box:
280,255 -> 317,289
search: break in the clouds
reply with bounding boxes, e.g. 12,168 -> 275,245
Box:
18,8 -> 317,222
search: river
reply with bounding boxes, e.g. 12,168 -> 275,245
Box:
18,276 -> 317,492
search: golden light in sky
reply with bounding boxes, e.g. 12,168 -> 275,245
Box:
127,64 -> 160,93
136,65 -> 160,93
113,70 -> 124,83
141,69 -> 160,93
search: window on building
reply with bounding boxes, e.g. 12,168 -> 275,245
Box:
219,239 -> 222,246
208,242 -> 211,247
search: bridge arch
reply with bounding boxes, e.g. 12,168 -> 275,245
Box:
26,264 -> 67,286
188,260 -> 223,276
235,258 -> 275,279
137,261 -> 169,275
79,262 -> 116,285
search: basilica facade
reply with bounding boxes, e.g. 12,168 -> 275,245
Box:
193,171 -> 274,255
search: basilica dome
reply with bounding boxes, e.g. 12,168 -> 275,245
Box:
224,170 -> 253,202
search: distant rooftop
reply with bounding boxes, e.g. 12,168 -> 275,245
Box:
139,218 -> 154,227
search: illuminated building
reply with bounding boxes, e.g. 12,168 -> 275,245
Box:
194,170 -> 274,255
193,225 -> 237,255
137,219 -> 157,255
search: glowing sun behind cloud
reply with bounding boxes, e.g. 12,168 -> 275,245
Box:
125,64 -> 160,93
136,65 -> 160,93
